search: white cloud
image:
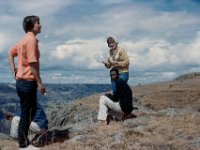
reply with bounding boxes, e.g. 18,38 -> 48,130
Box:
48,29 -> 200,73
119,31 -> 200,72
54,3 -> 200,43
161,72 -> 177,79
50,38 -> 109,69
0,33 -> 13,52
1,0 -> 200,84
189,32 -> 200,57
120,39 -> 171,70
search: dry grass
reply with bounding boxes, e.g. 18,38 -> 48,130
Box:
1,76 -> 200,149
2,114 -> 199,149
74,93 -> 102,110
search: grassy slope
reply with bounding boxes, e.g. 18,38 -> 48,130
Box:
1,76 -> 200,149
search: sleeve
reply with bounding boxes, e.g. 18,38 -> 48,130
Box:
112,80 -> 125,102
26,38 -> 38,63
105,57 -> 112,68
105,93 -> 114,100
9,44 -> 18,56
117,49 -> 130,67
119,82 -> 133,114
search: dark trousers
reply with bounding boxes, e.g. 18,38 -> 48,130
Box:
16,80 -> 37,148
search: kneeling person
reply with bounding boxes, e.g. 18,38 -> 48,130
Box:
98,67 -> 137,124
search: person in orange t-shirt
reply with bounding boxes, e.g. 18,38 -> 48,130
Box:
8,15 -> 46,149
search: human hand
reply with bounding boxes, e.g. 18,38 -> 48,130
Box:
102,61 -> 110,68
38,83 -> 46,95
12,68 -> 17,79
105,91 -> 112,95
4,112 -> 14,120
105,91 -> 113,97
108,57 -> 118,65
102,61 -> 107,64
111,61 -> 118,66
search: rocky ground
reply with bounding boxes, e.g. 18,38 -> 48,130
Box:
1,73 -> 200,150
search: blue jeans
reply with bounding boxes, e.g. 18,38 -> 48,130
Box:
16,80 -> 37,148
111,72 -> 129,93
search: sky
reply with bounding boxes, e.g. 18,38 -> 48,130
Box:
1,0 -> 200,85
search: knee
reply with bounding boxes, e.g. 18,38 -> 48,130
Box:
99,95 -> 106,104
12,116 -> 20,124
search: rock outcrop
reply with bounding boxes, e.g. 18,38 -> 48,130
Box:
1,74 -> 200,149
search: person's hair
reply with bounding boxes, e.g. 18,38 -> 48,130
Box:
23,15 -> 40,33
107,36 -> 118,44
110,67 -> 119,75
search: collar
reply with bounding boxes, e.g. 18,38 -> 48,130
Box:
27,32 -> 39,42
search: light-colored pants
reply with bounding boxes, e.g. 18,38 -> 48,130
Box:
10,116 -> 41,139
97,95 -> 123,120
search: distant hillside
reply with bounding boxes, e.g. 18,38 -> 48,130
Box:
0,83 -> 111,120
174,72 -> 200,81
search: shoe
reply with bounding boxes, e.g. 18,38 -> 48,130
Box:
19,145 -> 41,150
122,113 -> 137,121
106,115 -> 113,125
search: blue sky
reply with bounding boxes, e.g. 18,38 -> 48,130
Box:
1,0 -> 200,85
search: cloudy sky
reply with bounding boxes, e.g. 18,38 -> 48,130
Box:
1,0 -> 200,85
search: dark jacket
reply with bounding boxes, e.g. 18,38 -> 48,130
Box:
105,78 -> 133,114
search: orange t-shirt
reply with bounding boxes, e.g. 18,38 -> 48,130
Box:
9,32 -> 40,80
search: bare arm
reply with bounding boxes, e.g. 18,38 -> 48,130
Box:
8,53 -> 17,78
29,62 -> 46,95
